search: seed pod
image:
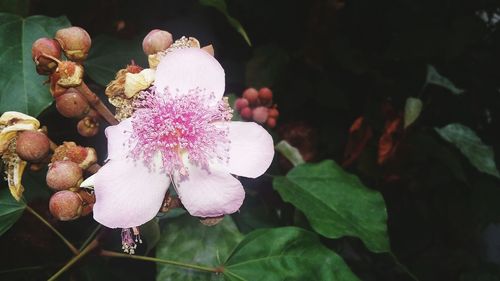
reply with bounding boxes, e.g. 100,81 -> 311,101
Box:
15,131 -> 50,162
142,29 -> 173,55
51,141 -> 97,169
31,38 -> 62,75
252,106 -> 269,124
56,61 -> 84,88
77,117 -> 99,137
49,190 -> 82,221
46,160 -> 83,191
55,89 -> 89,118
55,26 -> 91,61
242,88 -> 259,105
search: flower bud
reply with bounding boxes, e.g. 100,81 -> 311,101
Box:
15,131 -> 50,162
49,190 -> 82,221
268,107 -> 279,118
258,87 -> 273,106
52,142 -> 97,170
46,160 -> 83,191
234,98 -> 249,111
202,45 -> 214,56
55,89 -> 89,118
31,38 -> 61,75
142,29 -> 173,55
240,107 -> 252,120
77,117 -> 99,137
252,106 -> 269,124
54,26 -> 91,61
242,88 -> 259,105
266,117 -> 277,128
56,61 -> 84,88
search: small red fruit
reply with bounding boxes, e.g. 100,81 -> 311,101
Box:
252,106 -> 269,124
31,37 -> 62,75
242,88 -> 259,105
258,87 -> 273,106
46,160 -> 83,191
16,131 -> 50,162
55,26 -> 91,61
234,98 -> 249,111
142,29 -> 173,55
240,107 -> 252,120
49,190 -> 82,221
55,89 -> 89,118
266,117 -> 277,128
268,107 -> 279,118
77,117 -> 99,137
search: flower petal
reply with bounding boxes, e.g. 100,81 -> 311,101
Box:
154,48 -> 225,102
226,121 -> 275,178
93,157 -> 170,228
105,118 -> 135,160
175,164 -> 244,217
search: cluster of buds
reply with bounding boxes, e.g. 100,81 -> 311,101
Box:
234,87 -> 279,128
46,142 -> 98,221
32,26 -> 118,137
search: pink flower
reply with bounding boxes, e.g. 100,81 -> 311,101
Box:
85,48 -> 274,229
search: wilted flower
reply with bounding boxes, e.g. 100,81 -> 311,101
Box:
83,48 -> 274,234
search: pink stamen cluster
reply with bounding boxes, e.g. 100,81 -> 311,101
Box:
130,87 -> 231,175
121,227 -> 142,254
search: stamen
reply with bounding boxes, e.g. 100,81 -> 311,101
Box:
121,227 -> 142,254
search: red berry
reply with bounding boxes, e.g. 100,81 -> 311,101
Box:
49,190 -> 82,221
243,88 -> 259,105
55,26 -> 91,61
240,107 -> 253,120
258,87 -> 273,106
266,117 -> 277,128
252,106 -> 269,124
32,38 -> 61,75
234,98 -> 249,111
16,131 -> 50,162
142,29 -> 173,55
268,107 -> 279,118
77,117 -> 99,137
56,89 -> 89,118
46,160 -> 83,191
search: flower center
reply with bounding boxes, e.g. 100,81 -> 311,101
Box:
129,87 -> 232,175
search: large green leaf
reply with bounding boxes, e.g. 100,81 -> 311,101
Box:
273,160 -> 390,253
0,13 -> 70,116
435,123 -> 500,178
222,227 -> 360,281
0,188 -> 25,236
85,35 -> 147,86
156,215 -> 242,281
199,0 -> 251,46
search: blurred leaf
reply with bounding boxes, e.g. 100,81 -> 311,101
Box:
0,188 -> 25,236
199,0 -> 251,46
222,227 -> 360,281
0,0 -> 29,16
404,97 -> 423,128
275,140 -> 304,166
156,215 -> 242,281
0,13 -> 70,116
435,123 -> 500,178
85,35 -> 147,86
426,65 -> 464,95
140,218 -> 160,255
225,93 -> 242,121
273,160 -> 390,253
245,45 -> 289,88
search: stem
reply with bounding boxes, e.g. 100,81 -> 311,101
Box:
86,163 -> 101,174
79,224 -> 101,252
76,82 -> 119,125
100,250 -> 221,273
47,239 -> 99,281
26,206 -> 79,255
390,252 -> 420,281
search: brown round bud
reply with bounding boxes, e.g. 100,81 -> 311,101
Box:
242,88 -> 259,105
32,38 -> 62,75
55,26 -> 91,61
266,117 -> 277,128
252,106 -> 269,124
49,190 -> 82,221
56,61 -> 83,88
268,107 -> 279,118
234,98 -> 249,111
55,89 -> 89,118
46,160 -> 83,191
16,131 -> 50,162
258,87 -> 273,106
240,107 -> 252,120
142,29 -> 173,55
77,117 -> 99,137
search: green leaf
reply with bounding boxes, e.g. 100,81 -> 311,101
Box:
0,188 -> 25,236
404,97 -> 423,128
199,0 -> 251,46
426,65 -> 464,95
223,227 -> 360,281
0,13 -> 70,116
245,45 -> 289,88
85,35 -> 147,86
156,215 -> 242,281
273,160 -> 390,253
435,123 -> 500,178
275,140 -> 305,166
0,0 -> 29,16
141,218 -> 160,255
